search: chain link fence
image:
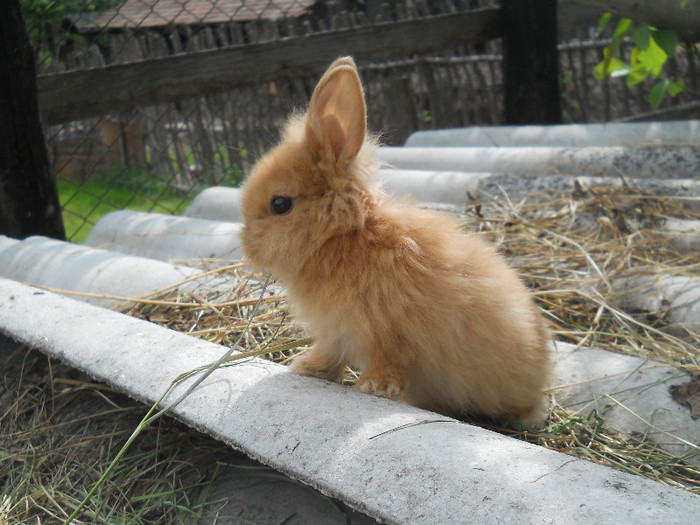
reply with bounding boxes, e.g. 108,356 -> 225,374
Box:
20,0 -> 700,242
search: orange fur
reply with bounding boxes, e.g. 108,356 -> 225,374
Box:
241,57 -> 551,425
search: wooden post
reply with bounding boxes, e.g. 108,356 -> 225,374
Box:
502,0 -> 563,124
0,0 -> 65,240
379,75 -> 418,146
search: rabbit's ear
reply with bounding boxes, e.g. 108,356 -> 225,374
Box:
306,57 -> 366,164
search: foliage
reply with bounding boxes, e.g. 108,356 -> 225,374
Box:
593,4 -> 693,110
20,0 -> 122,68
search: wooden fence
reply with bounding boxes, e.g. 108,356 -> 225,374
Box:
40,3 -> 506,186
31,0 -> 700,223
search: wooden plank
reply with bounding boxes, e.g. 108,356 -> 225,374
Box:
37,8 -> 502,124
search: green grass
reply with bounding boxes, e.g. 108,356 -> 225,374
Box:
58,171 -> 193,244
58,160 -> 246,244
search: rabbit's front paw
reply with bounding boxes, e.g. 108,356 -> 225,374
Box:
356,370 -> 405,400
289,353 -> 342,381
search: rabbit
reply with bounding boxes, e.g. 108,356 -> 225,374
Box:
240,57 -> 551,425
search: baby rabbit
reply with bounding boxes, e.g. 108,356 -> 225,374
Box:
241,57 -> 551,425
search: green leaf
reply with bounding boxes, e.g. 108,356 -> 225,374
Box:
594,56 -> 627,80
652,29 -> 679,58
597,12 -> 613,36
625,63 -> 650,86
629,45 -> 640,66
593,62 -> 605,81
601,44 -> 616,61
613,18 -> 633,40
638,36 -> 668,77
649,79 -> 669,109
681,0 -> 690,8
667,78 -> 685,96
632,24 -> 651,50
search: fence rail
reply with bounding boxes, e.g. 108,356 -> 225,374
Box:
37,8 -> 502,125
11,0 -> 700,243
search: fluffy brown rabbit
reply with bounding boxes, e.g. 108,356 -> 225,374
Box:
241,57 -> 551,425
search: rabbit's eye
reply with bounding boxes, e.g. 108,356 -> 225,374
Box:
270,196 -> 294,215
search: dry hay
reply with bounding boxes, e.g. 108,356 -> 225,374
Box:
476,181 -> 700,367
2,182 -> 699,523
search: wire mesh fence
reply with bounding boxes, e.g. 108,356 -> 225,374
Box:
20,0 -> 700,242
